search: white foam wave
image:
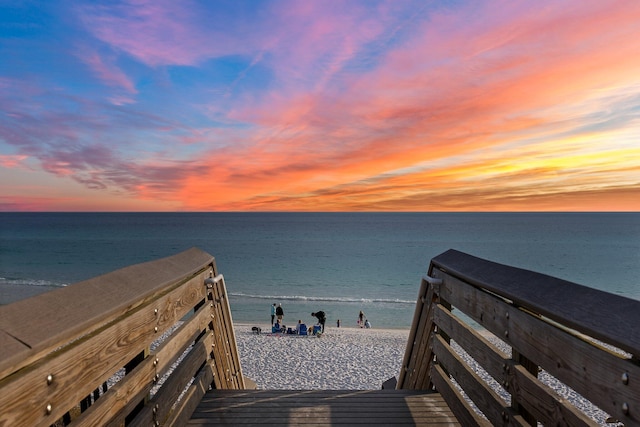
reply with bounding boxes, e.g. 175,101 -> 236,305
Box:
0,277 -> 67,287
229,292 -> 414,305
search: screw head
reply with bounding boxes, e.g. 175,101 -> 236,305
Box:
46,404 -> 52,414
622,372 -> 629,385
622,402 -> 630,414
46,374 -> 53,385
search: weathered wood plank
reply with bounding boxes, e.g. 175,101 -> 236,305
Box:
398,277 -> 428,388
432,334 -> 528,426
429,364 -> 490,427
129,333 -> 213,427
214,276 -> 244,389
400,277 -> 436,390
0,330 -> 28,374
167,362 -> 215,427
210,284 -> 232,388
432,268 -> 640,424
510,364 -> 597,427
189,389 -> 460,426
0,248 -> 249,427
74,302 -> 212,427
414,279 -> 438,390
433,304 -> 508,383
430,249 -> 640,356
433,304 -> 596,426
0,256 -> 211,425
0,248 -> 214,379
210,278 -> 237,388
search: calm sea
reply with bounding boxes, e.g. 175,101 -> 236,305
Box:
1,212 -> 638,329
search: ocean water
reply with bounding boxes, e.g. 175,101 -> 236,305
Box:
1,212 -> 639,329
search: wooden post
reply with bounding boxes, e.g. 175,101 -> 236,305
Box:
513,349 -> 538,426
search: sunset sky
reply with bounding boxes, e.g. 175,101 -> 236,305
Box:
1,1 -> 639,211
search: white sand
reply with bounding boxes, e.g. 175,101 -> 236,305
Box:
235,323 -> 408,390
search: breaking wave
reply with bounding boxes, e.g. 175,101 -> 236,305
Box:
229,292 -> 414,305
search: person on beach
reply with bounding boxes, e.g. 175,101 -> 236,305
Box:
358,311 -> 365,328
364,319 -> 371,328
296,319 -> 303,334
336,319 -> 341,328
271,303 -> 276,325
276,303 -> 284,323
311,311 -> 326,333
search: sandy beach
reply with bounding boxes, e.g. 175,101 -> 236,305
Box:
234,323 -> 409,390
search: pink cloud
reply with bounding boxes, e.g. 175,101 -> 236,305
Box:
76,47 -> 137,95
77,0 -> 241,66
0,155 -> 28,168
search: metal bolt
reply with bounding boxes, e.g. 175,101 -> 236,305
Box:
46,404 -> 52,415
153,358 -> 158,366
154,308 -> 158,315
504,330 -> 509,338
622,402 -> 629,414
622,372 -> 629,385
154,326 -> 158,333
46,374 -> 53,385
153,406 -> 157,414
505,312 -> 509,319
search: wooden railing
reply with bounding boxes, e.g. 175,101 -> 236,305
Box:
0,247 -> 246,426
398,249 -> 640,427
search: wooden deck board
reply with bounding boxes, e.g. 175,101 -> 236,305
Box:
188,389 -> 460,426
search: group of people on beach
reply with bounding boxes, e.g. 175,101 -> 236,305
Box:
270,303 -> 327,334
358,310 -> 371,329
269,303 -> 370,334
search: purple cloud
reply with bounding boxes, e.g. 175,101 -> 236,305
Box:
76,46 -> 137,96
76,0 -> 242,66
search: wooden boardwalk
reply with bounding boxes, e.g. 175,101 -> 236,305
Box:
188,389 -> 460,426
